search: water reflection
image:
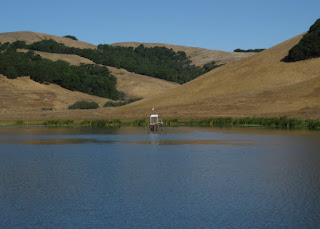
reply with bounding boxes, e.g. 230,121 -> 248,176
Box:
0,137 -> 253,146
0,126 -> 320,228
1,138 -> 115,145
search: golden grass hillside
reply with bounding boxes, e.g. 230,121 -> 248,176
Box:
1,31 -> 248,101
0,46 -> 180,121
0,74 -> 109,112
112,42 -> 255,66
0,31 -> 96,49
1,32 -> 319,121
1,32 -> 252,66
107,66 -> 179,98
115,34 -> 320,120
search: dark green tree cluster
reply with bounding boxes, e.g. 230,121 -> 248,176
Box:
234,48 -> 265,53
64,35 -> 78,40
203,61 -> 223,72
104,97 -> 142,107
97,44 -> 207,83
25,39 -> 220,83
68,100 -> 99,109
283,18 -> 320,62
0,40 -> 27,51
28,39 -> 72,53
0,46 -> 119,99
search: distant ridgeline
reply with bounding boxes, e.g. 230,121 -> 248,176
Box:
283,18 -> 320,62
234,48 -> 265,53
9,39 -> 220,84
0,41 -> 119,99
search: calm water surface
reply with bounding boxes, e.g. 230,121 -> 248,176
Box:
0,126 -> 319,228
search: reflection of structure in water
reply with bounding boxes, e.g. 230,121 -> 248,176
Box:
149,114 -> 163,131
148,132 -> 160,145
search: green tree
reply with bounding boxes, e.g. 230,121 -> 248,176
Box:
64,35 -> 78,40
26,39 -> 221,83
0,48 -> 119,99
283,18 -> 320,62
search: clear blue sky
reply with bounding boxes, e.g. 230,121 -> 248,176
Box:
1,0 -> 319,51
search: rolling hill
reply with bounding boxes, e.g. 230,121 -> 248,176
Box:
111,42 -> 255,66
17,49 -> 179,99
0,31 -> 251,118
0,74 -> 109,112
115,34 -> 320,120
1,31 -> 319,121
0,31 -> 96,49
0,32 -> 181,105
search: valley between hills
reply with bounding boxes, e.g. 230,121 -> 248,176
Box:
0,28 -> 319,122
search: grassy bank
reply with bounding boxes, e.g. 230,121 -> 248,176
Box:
4,117 -> 320,130
163,118 -> 320,130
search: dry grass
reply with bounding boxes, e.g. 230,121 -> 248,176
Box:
17,49 -> 180,99
1,32 -> 320,121
115,34 -> 320,120
0,31 -> 252,66
107,66 -> 179,99
111,42 -> 255,66
18,49 -> 95,65
0,31 -> 96,49
0,48 -> 180,120
0,75 -> 109,113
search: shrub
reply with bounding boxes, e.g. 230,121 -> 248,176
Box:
164,119 -> 179,126
117,91 -> 126,101
80,120 -> 121,127
203,61 -> 223,72
15,120 -> 24,125
43,120 -> 74,126
68,101 -> 99,109
104,101 -> 126,107
130,119 -> 147,126
234,48 -> 265,53
104,97 -> 142,107
63,35 -> 78,41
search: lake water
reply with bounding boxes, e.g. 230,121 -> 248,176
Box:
0,126 -> 319,228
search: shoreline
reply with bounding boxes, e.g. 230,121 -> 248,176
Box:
1,117 -> 319,130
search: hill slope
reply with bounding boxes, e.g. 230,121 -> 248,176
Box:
1,32 -> 319,121
0,31 -> 96,49
107,67 -> 179,99
0,32 -> 251,100
111,42 -> 255,66
18,49 -> 179,99
115,34 -> 320,120
0,74 -> 109,112
0,32 -> 253,67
